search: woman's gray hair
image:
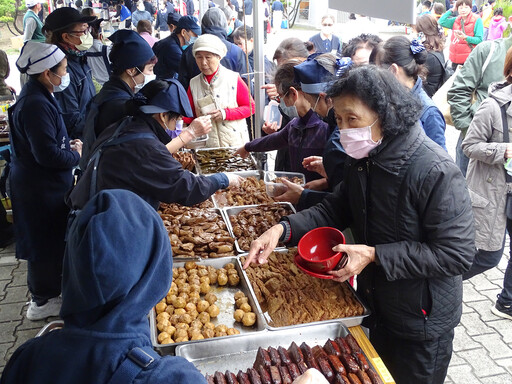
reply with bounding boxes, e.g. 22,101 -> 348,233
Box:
202,7 -> 228,29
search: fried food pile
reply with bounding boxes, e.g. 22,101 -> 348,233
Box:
172,151 -> 196,171
242,250 -> 364,327
273,176 -> 304,185
155,261 -> 246,345
214,176 -> 275,208
159,206 -> 235,258
229,204 -> 294,251
196,148 -> 256,173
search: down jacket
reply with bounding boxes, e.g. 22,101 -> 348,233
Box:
284,123 -> 475,341
462,82 -> 512,251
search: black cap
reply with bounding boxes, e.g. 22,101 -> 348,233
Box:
167,12 -> 181,26
108,30 -> 155,71
44,7 -> 97,32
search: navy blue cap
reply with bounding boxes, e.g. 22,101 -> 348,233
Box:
177,15 -> 201,35
139,79 -> 193,117
294,56 -> 353,94
167,12 -> 181,26
108,30 -> 155,71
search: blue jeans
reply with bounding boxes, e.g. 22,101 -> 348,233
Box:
463,218 -> 512,305
456,131 -> 470,177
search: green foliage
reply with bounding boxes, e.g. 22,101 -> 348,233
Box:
495,0 -> 512,20
0,0 -> 19,23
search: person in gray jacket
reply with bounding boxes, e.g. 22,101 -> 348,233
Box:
461,46 -> 512,321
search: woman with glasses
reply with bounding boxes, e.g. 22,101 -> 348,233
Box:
308,15 -> 342,56
43,7 -> 97,139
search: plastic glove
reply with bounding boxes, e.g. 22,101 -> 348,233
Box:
186,115 -> 212,138
225,173 -> 243,188
292,369 -> 329,384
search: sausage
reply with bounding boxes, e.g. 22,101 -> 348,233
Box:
206,374 -> 216,384
237,371 -> 251,384
269,366 -> 282,384
345,335 -> 363,355
288,342 -> 304,364
327,355 -> 346,376
267,347 -> 282,366
317,355 -> 335,383
339,353 -> 359,374
347,373 -> 362,384
334,374 -> 351,384
257,365 -> 272,384
300,342 -> 314,361
286,363 -> 300,380
225,371 -> 240,384
278,365 -> 292,384
305,355 -> 320,371
356,370 -> 372,384
312,345 -> 328,361
215,371 -> 228,384
324,339 -> 342,356
352,352 -> 370,372
247,368 -> 262,384
366,370 -> 384,384
297,361 -> 309,375
254,347 -> 272,370
278,346 -> 292,366
334,337 -> 352,355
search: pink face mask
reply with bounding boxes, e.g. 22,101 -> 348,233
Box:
339,120 -> 381,159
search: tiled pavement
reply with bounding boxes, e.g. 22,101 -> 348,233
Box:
0,242 -> 511,382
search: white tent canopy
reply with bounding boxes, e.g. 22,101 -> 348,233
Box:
330,0 -> 417,25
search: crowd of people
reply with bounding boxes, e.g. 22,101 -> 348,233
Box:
0,0 -> 511,383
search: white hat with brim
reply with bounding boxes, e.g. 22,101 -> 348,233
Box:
25,0 -> 44,7
192,34 -> 227,59
16,41 -> 66,76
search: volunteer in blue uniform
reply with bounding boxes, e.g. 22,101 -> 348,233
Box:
0,189 -> 206,384
67,79 -> 240,210
10,41 -> 82,321
153,15 -> 201,80
43,7 -> 97,139
81,29 -> 157,169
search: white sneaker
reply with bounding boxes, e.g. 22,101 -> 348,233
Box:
26,297 -> 62,321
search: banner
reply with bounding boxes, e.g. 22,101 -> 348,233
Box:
329,0 -> 417,24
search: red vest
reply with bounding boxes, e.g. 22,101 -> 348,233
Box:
449,12 -> 479,64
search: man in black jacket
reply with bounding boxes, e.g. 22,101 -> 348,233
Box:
244,66 -> 475,384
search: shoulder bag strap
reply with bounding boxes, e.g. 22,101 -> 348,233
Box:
480,41 -> 496,84
107,346 -> 160,384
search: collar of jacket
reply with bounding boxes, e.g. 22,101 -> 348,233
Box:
411,77 -> 424,95
24,77 -> 63,113
347,123 -> 425,176
298,108 -> 320,127
202,25 -> 228,40
140,114 -> 172,145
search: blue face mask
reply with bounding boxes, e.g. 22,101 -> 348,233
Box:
227,26 -> 233,36
279,100 -> 298,118
181,34 -> 197,51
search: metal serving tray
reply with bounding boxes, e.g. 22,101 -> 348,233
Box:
175,322 -> 350,376
210,170 -> 267,208
223,203 -> 296,254
194,147 -> 258,175
237,252 -> 371,330
150,257 -> 267,355
263,171 -> 306,198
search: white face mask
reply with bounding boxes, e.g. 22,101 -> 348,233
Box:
338,120 -> 381,159
50,72 -> 70,93
75,31 -> 93,51
132,68 -> 156,92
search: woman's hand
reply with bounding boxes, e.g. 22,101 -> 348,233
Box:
234,146 -> 250,158
207,109 -> 223,122
70,139 -> 83,157
261,83 -> 279,99
274,178 -> 304,205
262,121 -> 279,135
243,224 -> 284,269
225,173 -> 243,188
302,156 -> 327,178
328,244 -> 376,282
304,178 -> 328,191
187,115 -> 212,137
506,144 -> 512,158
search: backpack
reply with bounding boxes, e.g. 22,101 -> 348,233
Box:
431,51 -> 454,85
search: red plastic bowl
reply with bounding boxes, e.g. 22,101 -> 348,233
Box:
297,227 -> 346,273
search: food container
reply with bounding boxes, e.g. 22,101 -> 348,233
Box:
240,250 -> 370,330
224,203 -> 296,254
185,134 -> 208,150
211,170 -> 272,208
297,227 -> 346,273
264,171 -> 305,198
194,147 -> 258,175
150,257 -> 267,355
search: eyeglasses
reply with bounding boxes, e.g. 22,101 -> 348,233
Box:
275,89 -> 290,103
68,27 -> 91,37
322,23 -> 333,27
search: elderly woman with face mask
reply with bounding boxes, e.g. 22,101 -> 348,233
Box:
184,34 -> 254,148
43,7 -> 97,139
244,66 -> 475,384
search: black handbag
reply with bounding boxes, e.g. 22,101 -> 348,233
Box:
501,102 -> 512,219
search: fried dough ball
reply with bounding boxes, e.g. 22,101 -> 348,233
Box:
190,319 -> 203,329
199,276 -> 210,285
240,303 -> 252,313
242,312 -> 256,326
164,325 -> 176,338
227,268 -> 238,275
203,321 -> 215,330
187,269 -> 198,277
197,300 -> 210,313
228,274 -> 240,286
200,281 -> 211,294
177,292 -> 189,301
170,314 -> 180,325
202,329 -> 214,339
190,284 -> 201,293
235,297 -> 248,308
188,278 -> 200,287
214,324 -> 228,333
177,267 -> 186,274
157,319 -> 170,332
234,291 -> 245,300
160,337 -> 174,344
217,268 -> 227,275
208,304 -> 220,318
172,296 -> 186,309
169,282 -> 178,296
175,322 -> 189,331
188,309 -> 199,320
157,332 -> 170,343
175,337 -> 189,343
217,273 -> 228,286
198,268 -> 208,277
185,261 -> 197,270
165,305 -> 174,315
233,309 -> 245,322
188,295 -> 199,305
189,291 -> 200,300
224,263 -> 235,270
172,267 -> 178,276
215,330 -> 228,337
191,333 -> 204,341
185,303 -> 196,313
197,311 -> 210,324
179,314 -> 193,324
204,293 -> 217,305
179,283 -> 191,294
156,312 -> 170,322
174,278 -> 186,287
208,271 -> 218,284
174,308 -> 186,316
155,302 -> 166,314
227,328 -> 240,335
